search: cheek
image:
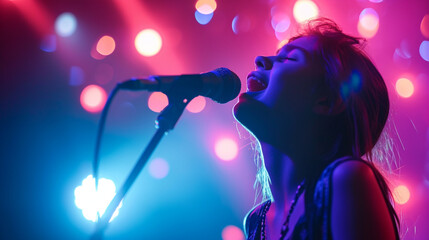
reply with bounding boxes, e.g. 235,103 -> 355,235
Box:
268,70 -> 314,110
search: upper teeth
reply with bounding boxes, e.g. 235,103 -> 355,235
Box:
249,77 -> 267,87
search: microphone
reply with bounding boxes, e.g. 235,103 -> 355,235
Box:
118,68 -> 241,104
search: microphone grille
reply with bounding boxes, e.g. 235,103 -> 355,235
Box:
210,68 -> 241,104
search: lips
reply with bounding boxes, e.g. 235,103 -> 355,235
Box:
247,72 -> 268,92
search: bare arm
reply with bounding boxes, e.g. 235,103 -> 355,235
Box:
331,160 -> 397,240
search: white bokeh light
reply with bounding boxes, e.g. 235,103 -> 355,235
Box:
74,175 -> 122,222
55,12 -> 77,37
135,29 -> 162,57
293,0 -> 319,23
215,138 -> 239,161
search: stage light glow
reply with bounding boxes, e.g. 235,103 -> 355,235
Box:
40,34 -> 56,52
358,8 -> 379,39
271,13 -> 291,33
148,92 -> 168,113
395,78 -> 414,98
55,12 -> 77,37
369,0 -> 383,3
232,15 -> 251,34
393,185 -> 410,205
96,35 -> 116,56
221,225 -> 245,240
196,0 -> 217,15
148,158 -> 170,179
69,66 -> 84,86
186,96 -> 206,113
421,14 -> 429,38
293,0 -> 319,23
419,40 -> 429,61
135,29 -> 162,57
195,10 -> 214,25
215,138 -> 238,161
80,85 -> 107,113
74,175 -> 123,222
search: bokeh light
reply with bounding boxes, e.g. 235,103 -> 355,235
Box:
232,15 -> 251,34
40,34 -> 56,52
421,14 -> 429,38
358,8 -> 379,38
186,96 -> 206,113
96,35 -> 116,56
69,66 -> 84,86
393,185 -> 411,205
395,78 -> 414,98
419,40 -> 429,61
195,10 -> 214,25
55,12 -> 77,37
135,29 -> 162,57
221,225 -> 245,240
272,12 -> 291,40
293,0 -> 319,23
91,44 -> 106,60
393,40 -> 412,64
195,0 -> 217,15
215,138 -> 238,161
148,92 -> 168,113
271,13 -> 291,33
74,175 -> 123,222
80,84 -> 107,113
148,158 -> 170,179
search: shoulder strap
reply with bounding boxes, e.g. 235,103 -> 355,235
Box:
308,156 -> 360,240
308,157 -> 399,240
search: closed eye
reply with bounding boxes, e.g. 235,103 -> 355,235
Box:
277,56 -> 296,62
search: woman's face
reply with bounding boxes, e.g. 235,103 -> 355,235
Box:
233,36 -> 324,144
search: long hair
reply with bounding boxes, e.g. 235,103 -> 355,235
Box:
287,17 -> 400,231
250,17 -> 400,231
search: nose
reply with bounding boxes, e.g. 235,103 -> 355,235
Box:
255,56 -> 273,70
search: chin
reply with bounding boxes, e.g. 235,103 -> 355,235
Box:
233,93 -> 277,143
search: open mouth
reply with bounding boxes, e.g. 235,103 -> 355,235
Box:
247,73 -> 268,92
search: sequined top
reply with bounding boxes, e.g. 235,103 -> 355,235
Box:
243,158 -> 399,240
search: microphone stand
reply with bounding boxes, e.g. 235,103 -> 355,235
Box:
90,93 -> 192,240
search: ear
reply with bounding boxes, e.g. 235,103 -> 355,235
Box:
313,96 -> 345,115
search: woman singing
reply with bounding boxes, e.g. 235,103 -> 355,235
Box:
233,18 -> 400,240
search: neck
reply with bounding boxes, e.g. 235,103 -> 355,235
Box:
260,142 -> 306,215
259,136 -> 342,214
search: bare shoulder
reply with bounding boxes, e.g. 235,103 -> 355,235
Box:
331,160 -> 397,240
332,160 -> 375,186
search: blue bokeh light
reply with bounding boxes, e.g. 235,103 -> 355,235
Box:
69,66 -> 84,86
232,15 -> 251,34
419,40 -> 429,61
232,15 -> 239,34
195,10 -> 213,25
